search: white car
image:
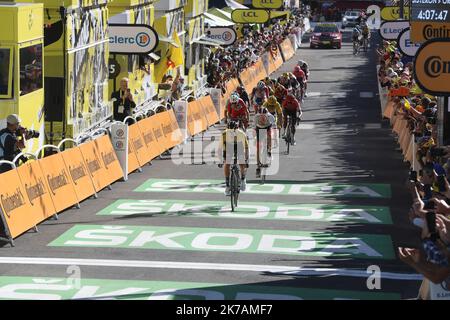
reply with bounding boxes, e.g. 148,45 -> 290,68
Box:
341,10 -> 360,29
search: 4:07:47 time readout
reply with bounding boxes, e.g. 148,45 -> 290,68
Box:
416,9 -> 449,20
176,304 -> 273,317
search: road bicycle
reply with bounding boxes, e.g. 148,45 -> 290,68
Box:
256,127 -> 272,184
284,114 -> 296,155
362,36 -> 369,52
229,143 -> 241,212
353,39 -> 360,55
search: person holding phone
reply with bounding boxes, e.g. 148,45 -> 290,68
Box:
111,77 -> 136,122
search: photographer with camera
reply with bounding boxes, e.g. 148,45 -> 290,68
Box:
0,114 -> 39,173
111,77 -> 136,122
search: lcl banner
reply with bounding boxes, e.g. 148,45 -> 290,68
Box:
231,9 -> 270,24
252,0 -> 283,9
381,6 -> 410,21
414,38 -> 450,96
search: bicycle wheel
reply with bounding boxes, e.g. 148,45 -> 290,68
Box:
230,167 -> 239,211
285,121 -> 291,155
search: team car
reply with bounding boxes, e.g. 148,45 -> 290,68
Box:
309,24 -> 342,49
342,10 -> 361,29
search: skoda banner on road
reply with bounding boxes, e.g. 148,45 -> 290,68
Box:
109,24 -> 159,55
206,27 -> 237,46
231,9 -> 270,24
397,28 -> 421,57
414,38 -> 450,96
379,20 -> 410,40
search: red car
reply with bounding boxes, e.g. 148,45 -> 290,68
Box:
310,23 -> 342,49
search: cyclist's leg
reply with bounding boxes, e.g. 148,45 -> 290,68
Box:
224,163 -> 231,195
282,109 -> 288,136
267,127 -> 272,157
256,127 -> 261,166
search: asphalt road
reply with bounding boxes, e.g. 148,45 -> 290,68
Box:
0,30 -> 423,300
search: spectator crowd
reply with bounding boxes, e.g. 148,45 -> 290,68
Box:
377,40 -> 450,299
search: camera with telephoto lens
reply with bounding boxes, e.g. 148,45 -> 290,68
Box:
17,126 -> 40,139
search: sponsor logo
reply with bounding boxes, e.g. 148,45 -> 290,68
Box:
24,179 -> 46,205
69,164 -> 87,186
0,188 -> 26,217
47,171 -> 70,195
101,151 -> 116,169
423,24 -> 450,40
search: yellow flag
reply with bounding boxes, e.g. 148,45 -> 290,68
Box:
169,29 -> 184,67
403,99 -> 411,110
154,51 -> 170,83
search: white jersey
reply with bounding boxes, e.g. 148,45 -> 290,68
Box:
255,112 -> 275,129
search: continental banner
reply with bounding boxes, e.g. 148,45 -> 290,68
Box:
187,101 -> 208,136
137,117 -> 163,161
60,147 -> 96,202
0,169 -> 39,238
198,96 -> 220,127
93,135 -> 124,184
279,38 -> 295,62
240,58 -> 268,94
37,153 -> 79,213
164,109 -> 184,149
16,161 -> 57,223
128,123 -> 150,167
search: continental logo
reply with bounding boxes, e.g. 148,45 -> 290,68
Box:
133,137 -> 144,151
128,145 -> 133,154
101,151 -> 116,169
24,179 -> 47,205
86,156 -> 102,175
162,123 -> 172,137
69,163 -> 87,186
422,24 -> 450,41
47,171 -> 70,195
193,112 -> 201,121
414,39 -> 450,95
1,188 -> 26,217
143,131 -> 155,145
153,128 -> 163,140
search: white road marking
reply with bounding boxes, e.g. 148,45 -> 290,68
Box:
297,123 -> 315,130
0,257 -> 423,281
306,92 -> 321,97
360,92 -> 374,98
364,123 -> 382,129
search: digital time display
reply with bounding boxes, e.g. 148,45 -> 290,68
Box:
411,0 -> 450,22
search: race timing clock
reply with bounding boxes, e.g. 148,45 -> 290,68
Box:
411,0 -> 450,22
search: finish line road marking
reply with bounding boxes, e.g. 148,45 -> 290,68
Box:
0,258 -> 422,281
134,179 -> 392,198
0,276 -> 401,300
48,224 -> 396,259
97,199 -> 393,224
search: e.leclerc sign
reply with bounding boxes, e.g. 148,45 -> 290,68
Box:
379,20 -> 410,40
109,24 -> 159,55
397,28 -> 422,57
414,38 -> 450,95
206,27 -> 237,46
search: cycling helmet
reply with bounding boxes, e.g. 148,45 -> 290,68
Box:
259,107 -> 268,114
257,81 -> 266,89
268,95 -> 277,104
227,120 -> 238,130
298,60 -> 305,67
230,93 -> 240,104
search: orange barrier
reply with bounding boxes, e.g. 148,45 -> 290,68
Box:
279,38 -> 295,62
383,100 -> 395,120
60,147 -> 96,202
198,95 -> 220,127
79,137 -> 123,192
127,142 -> 141,174
0,169 -> 38,238
157,109 -> 184,150
137,116 -> 164,161
93,135 -> 124,184
16,161 -> 57,223
240,58 -> 268,94
37,152 -> 79,213
128,123 -> 150,167
187,100 -> 208,136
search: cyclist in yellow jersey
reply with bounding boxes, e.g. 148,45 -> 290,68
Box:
262,95 -> 283,129
219,121 -> 249,196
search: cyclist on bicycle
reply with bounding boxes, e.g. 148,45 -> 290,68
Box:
225,93 -> 250,130
236,85 -> 250,108
263,77 -> 275,96
220,120 -> 249,195
274,82 -> 288,105
262,95 -> 283,130
293,66 -> 307,100
298,60 -> 310,97
352,25 -> 362,46
251,81 -> 270,113
361,21 -> 370,44
254,107 -> 275,178
282,93 -> 302,145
